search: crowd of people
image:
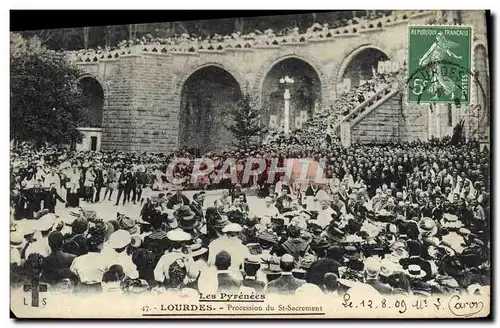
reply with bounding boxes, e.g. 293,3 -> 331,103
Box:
67,10 -> 427,62
10,134 -> 490,297
264,72 -> 397,151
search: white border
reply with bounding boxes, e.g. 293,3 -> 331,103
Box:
2,3 -> 498,328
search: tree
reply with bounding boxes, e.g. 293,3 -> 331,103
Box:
10,33 -> 89,147
227,94 -> 266,149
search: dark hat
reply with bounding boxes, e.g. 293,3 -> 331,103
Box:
344,245 -> 360,260
325,225 -> 346,243
246,215 -> 259,228
441,257 -> 466,276
176,206 -> 199,230
407,240 -> 422,257
256,230 -> 279,244
292,269 -> 307,280
119,216 -> 135,230
307,220 -> 323,232
228,210 -> 245,224
311,238 -> 330,250
244,256 -> 261,266
287,224 -> 301,238
271,217 -> 285,226
175,205 -> 195,219
213,215 -> 231,228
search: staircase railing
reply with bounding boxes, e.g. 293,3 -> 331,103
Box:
332,82 -> 399,135
350,87 -> 400,127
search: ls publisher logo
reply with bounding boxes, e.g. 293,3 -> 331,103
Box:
23,277 -> 48,307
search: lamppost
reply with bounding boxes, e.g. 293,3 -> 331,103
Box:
279,75 -> 294,136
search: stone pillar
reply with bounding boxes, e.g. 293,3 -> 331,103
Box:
340,122 -> 351,148
284,89 -> 291,136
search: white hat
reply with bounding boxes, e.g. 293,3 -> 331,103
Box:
15,219 -> 36,236
11,248 -> 21,265
443,213 -> 458,222
61,214 -> 77,225
166,229 -> 191,242
10,231 -> 25,246
365,258 -> 381,278
36,213 -> 57,232
222,223 -> 243,233
107,230 -> 132,249
295,283 -> 323,297
467,284 -> 488,296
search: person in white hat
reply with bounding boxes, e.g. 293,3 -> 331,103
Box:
364,258 -> 393,295
70,223 -> 111,292
102,230 -> 138,280
24,213 -> 58,258
153,229 -> 199,285
10,231 -> 25,266
259,197 -> 280,219
65,162 -> 81,207
208,223 -> 249,278
43,167 -> 61,193
316,193 -> 337,228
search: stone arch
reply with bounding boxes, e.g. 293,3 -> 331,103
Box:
332,44 -> 393,97
173,61 -> 247,98
178,64 -> 244,153
253,51 -> 329,108
76,69 -> 108,97
257,55 -> 325,131
77,75 -> 105,128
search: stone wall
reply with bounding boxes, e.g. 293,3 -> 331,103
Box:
71,10 -> 489,152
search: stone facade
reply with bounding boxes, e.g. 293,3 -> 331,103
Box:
71,10 -> 489,152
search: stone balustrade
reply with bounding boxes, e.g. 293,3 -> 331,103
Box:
67,10 -> 431,63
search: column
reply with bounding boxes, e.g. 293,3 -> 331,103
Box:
284,89 -> 291,136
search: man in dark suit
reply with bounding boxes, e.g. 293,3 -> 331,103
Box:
190,193 -> 204,221
364,260 -> 393,295
41,231 -> 77,285
399,240 -> 433,281
115,167 -> 127,206
275,188 -> 293,214
215,251 -> 241,293
93,165 -> 105,203
43,182 -> 66,213
167,186 -> 190,209
306,246 -> 343,287
266,254 -> 305,295
242,257 -> 266,292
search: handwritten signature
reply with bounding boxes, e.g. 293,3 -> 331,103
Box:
447,294 -> 485,317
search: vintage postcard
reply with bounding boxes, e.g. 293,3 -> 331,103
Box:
10,9 -> 491,319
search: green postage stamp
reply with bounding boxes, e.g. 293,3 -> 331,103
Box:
407,25 -> 472,104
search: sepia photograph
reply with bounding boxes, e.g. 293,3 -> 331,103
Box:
9,9 -> 491,319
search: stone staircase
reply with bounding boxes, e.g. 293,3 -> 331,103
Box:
334,82 -> 401,147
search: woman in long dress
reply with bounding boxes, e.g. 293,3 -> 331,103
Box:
418,32 -> 463,100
